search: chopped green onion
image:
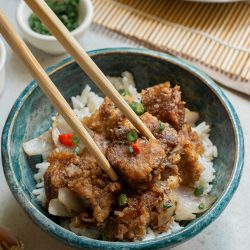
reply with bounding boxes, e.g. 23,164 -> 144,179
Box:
128,145 -> 134,154
28,0 -> 79,35
194,186 -> 204,197
118,89 -> 131,97
198,203 -> 205,210
118,194 -> 128,206
159,122 -> 165,132
130,102 -> 145,116
72,134 -> 80,145
163,202 -> 173,209
127,130 -> 138,143
74,146 -> 81,156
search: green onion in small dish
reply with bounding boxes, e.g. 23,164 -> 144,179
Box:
16,0 -> 93,54
29,0 -> 80,35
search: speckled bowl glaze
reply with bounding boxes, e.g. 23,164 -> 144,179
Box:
1,48 -> 244,250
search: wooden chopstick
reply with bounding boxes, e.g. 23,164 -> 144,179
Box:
0,11 -> 118,181
24,0 -> 155,141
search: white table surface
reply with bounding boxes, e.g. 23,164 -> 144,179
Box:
0,1 -> 250,250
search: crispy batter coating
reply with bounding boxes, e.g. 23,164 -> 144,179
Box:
44,151 -> 121,223
177,124 -> 204,185
99,97 -> 125,139
104,181 -> 177,241
141,82 -> 185,130
106,139 -> 166,183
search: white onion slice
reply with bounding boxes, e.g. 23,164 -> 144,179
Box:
48,198 -> 74,217
58,188 -> 82,213
52,115 -> 85,152
158,206 -> 175,228
23,130 -> 54,156
52,115 -> 72,147
175,186 -> 215,221
185,108 -> 199,126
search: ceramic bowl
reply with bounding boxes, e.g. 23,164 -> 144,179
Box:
1,48 -> 244,249
16,0 -> 93,55
0,37 -> 6,95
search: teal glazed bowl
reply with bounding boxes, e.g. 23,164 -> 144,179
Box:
1,48 -> 244,249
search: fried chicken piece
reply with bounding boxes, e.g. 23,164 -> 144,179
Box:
113,118 -> 134,141
140,112 -> 178,150
106,139 -> 166,183
141,82 -> 185,130
44,151 -> 121,223
83,110 -> 105,134
104,181 -> 177,241
99,97 -> 125,139
107,111 -> 178,147
177,124 -> 204,185
92,132 -> 111,154
82,109 -> 111,154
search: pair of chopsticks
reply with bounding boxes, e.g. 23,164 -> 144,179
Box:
0,0 -> 155,181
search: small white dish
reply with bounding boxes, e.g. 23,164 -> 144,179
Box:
0,38 -> 6,96
16,0 -> 93,55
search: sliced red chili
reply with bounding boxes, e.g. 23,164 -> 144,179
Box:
132,139 -> 140,154
58,133 -> 73,147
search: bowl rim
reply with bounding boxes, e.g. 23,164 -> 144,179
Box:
16,0 -> 93,41
1,48 -> 244,249
0,37 -> 6,71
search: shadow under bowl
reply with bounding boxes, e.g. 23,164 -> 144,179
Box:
1,48 -> 244,249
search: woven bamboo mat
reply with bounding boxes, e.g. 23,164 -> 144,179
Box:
92,0 -> 250,95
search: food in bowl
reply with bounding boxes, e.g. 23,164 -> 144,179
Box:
23,72 -> 217,241
29,0 -> 80,35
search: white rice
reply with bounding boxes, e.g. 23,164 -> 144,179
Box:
71,85 -> 102,120
107,71 -> 141,102
142,222 -> 183,241
31,72 -> 217,239
192,122 -> 218,194
32,162 -> 50,206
